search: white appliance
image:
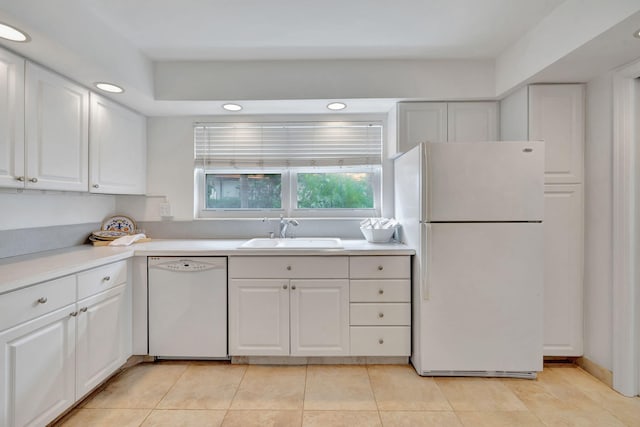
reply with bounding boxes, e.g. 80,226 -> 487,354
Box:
394,141 -> 544,378
148,257 -> 228,358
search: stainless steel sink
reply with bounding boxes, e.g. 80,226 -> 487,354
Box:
239,238 -> 343,249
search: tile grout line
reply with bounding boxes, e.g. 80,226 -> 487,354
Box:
137,361 -> 192,426
365,364 -> 384,426
220,362 -> 250,424
300,364 -> 308,426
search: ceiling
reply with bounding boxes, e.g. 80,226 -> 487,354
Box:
0,0 -> 639,116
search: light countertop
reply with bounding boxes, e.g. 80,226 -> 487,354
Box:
0,239 -> 414,294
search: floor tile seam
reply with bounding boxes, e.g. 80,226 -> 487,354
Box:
432,378 -> 458,412
364,365 -> 385,426
222,363 -> 250,423
149,362 -> 191,411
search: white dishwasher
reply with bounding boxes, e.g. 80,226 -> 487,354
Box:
148,257 -> 227,358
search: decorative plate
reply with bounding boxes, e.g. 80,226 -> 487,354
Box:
92,230 -> 129,240
101,216 -> 136,234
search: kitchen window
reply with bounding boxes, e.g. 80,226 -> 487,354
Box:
194,122 -> 382,218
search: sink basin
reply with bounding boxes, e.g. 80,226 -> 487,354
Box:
239,238 -> 343,249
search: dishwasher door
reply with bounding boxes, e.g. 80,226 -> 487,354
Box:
148,257 -> 227,358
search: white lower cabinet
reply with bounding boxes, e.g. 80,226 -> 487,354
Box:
0,305 -> 77,427
228,277 -> 349,356
0,260 -> 131,427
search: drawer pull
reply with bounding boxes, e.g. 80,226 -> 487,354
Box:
286,266 -> 292,271
15,176 -> 25,182
69,311 -> 78,317
378,289 -> 384,295
37,297 -> 48,304
378,338 -> 384,344
80,307 -> 88,313
103,276 -> 111,282
28,177 -> 38,183
291,285 -> 296,290
378,312 -> 384,318
283,284 -> 288,290
377,265 -> 384,271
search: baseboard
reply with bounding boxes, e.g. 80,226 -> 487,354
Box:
231,356 -> 409,365
576,356 -> 613,388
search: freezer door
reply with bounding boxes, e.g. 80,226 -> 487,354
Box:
426,141 -> 544,222
417,222 -> 543,373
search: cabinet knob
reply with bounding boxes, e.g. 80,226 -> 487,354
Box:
37,297 -> 48,304
69,311 -> 78,317
15,176 -> 25,182
103,276 -> 111,282
283,284 -> 288,290
28,177 -> 38,183
286,266 -> 292,271
378,289 -> 384,295
93,184 -> 99,188
378,312 -> 384,318
80,307 -> 88,313
378,338 -> 384,344
377,265 -> 384,271
291,285 -> 296,290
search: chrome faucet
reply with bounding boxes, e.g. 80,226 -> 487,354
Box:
279,215 -> 299,238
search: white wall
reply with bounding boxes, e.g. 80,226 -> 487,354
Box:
0,190 -> 115,230
583,72 -> 615,370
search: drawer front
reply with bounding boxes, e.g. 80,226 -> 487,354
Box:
349,256 -> 410,279
229,256 -> 349,279
350,279 -> 410,302
350,326 -> 411,356
77,260 -> 127,300
0,275 -> 76,331
350,303 -> 410,326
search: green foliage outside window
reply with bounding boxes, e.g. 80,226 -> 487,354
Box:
297,172 -> 374,209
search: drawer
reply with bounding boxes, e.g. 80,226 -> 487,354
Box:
349,256 -> 410,279
350,279 -> 410,302
0,275 -> 76,331
350,303 -> 410,326
77,260 -> 127,300
350,326 -> 411,356
229,256 -> 348,279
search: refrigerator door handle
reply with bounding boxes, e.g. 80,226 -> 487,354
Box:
421,222 -> 431,300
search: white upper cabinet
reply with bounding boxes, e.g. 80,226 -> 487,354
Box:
89,93 -> 146,194
25,62 -> 89,191
0,48 -> 25,189
397,102 -> 447,153
396,101 -> 498,155
529,84 -> 584,184
447,102 -> 499,142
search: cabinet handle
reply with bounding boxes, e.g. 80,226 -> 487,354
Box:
93,184 -> 99,188
103,276 -> 111,282
69,311 -> 78,317
378,312 -> 384,318
286,266 -> 292,271
378,289 -> 384,295
283,284 -> 288,290
378,338 -> 384,344
377,265 -> 384,271
37,297 -> 48,304
28,177 -> 38,183
15,176 -> 25,182
291,285 -> 296,290
80,307 -> 88,313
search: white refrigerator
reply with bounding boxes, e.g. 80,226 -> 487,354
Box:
394,141 -> 544,378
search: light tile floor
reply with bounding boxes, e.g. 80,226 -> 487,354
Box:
53,362 -> 640,427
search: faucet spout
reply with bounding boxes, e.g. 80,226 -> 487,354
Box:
279,215 -> 299,238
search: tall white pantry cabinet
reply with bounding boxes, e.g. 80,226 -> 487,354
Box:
501,84 -> 585,357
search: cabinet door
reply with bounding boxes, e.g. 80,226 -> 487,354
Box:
25,62 -> 89,191
543,184 -> 583,356
397,102 -> 447,153
89,93 -> 146,194
290,279 -> 349,356
76,284 -> 129,398
447,102 -> 498,142
229,279 -> 289,356
0,305 -> 76,427
0,48 -> 25,189
529,85 -> 584,184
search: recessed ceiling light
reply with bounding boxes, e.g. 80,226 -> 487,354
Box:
95,82 -> 124,93
327,102 -> 347,111
223,103 -> 243,112
634,29 -> 640,39
0,22 -> 30,42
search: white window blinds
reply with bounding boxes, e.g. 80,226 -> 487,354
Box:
194,122 -> 383,168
